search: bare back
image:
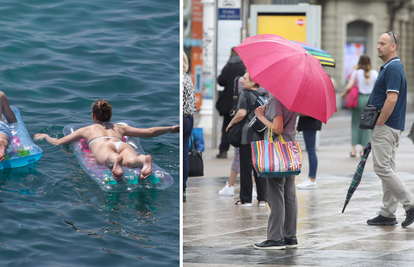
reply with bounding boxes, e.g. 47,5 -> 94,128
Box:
86,123 -> 124,143
83,123 -> 135,155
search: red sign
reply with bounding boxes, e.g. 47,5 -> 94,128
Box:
296,19 -> 305,26
191,0 -> 203,110
191,0 -> 203,39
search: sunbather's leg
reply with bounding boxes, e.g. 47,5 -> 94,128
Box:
119,144 -> 152,179
94,142 -> 124,181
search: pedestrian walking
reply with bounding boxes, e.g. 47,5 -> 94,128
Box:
341,55 -> 378,157
366,31 -> 414,227
215,47 -> 245,159
183,53 -> 196,202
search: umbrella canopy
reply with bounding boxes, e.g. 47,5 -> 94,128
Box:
342,143 -> 372,213
290,40 -> 336,68
235,34 -> 337,123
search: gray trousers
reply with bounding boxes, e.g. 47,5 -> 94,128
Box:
266,176 -> 297,241
371,124 -> 414,217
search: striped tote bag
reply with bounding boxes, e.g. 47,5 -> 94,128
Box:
251,126 -> 303,178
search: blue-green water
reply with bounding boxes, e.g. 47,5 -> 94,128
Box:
0,1 -> 179,265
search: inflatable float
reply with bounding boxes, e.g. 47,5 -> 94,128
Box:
63,120 -> 173,192
0,106 -> 43,169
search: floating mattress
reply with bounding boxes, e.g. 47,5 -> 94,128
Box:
63,120 -> 173,192
0,106 -> 43,169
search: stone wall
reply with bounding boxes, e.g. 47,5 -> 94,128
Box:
318,1 -> 389,90
395,1 -> 414,106
308,0 -> 414,108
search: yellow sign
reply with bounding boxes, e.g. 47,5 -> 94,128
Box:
257,15 -> 306,42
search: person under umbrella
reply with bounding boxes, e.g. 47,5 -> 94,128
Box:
253,94 -> 298,250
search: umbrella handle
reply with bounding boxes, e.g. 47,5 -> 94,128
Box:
248,116 -> 257,128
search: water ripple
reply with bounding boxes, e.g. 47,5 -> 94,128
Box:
0,0 -> 179,265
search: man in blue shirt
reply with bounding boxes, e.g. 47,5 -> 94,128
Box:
367,31 -> 414,228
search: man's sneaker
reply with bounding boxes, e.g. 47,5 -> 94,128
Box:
284,236 -> 298,248
218,181 -> 234,196
296,178 -> 316,189
402,206 -> 414,227
253,239 -> 285,250
367,214 -> 398,226
216,151 -> 227,159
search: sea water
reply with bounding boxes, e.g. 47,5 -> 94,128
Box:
0,0 -> 179,265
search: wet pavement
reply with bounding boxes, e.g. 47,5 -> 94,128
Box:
183,111 -> 414,266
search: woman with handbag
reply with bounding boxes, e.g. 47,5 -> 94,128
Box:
341,55 -> 378,157
219,77 -> 269,198
183,53 -> 196,202
252,95 -> 299,250
225,71 -> 267,206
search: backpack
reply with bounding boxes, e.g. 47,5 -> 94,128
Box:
216,76 -> 239,116
229,76 -> 241,118
226,76 -> 244,147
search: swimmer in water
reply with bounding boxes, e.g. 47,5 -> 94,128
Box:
35,99 -> 179,181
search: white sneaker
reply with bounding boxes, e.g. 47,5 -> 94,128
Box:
219,181 -> 234,196
296,178 -> 317,189
252,187 -> 257,198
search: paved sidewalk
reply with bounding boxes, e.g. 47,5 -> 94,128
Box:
183,111 -> 414,266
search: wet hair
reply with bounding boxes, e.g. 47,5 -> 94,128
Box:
357,55 -> 372,84
92,99 -> 112,122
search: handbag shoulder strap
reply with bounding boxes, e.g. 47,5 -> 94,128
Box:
354,70 -> 358,84
232,76 -> 241,110
190,134 -> 196,151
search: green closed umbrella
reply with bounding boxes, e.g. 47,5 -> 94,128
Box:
342,143 -> 371,213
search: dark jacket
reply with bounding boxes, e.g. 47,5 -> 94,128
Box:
216,55 -> 246,115
297,116 -> 322,131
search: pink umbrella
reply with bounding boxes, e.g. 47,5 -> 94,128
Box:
234,34 -> 337,123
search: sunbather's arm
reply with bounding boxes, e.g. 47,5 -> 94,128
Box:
35,127 -> 87,146
120,125 -> 179,138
